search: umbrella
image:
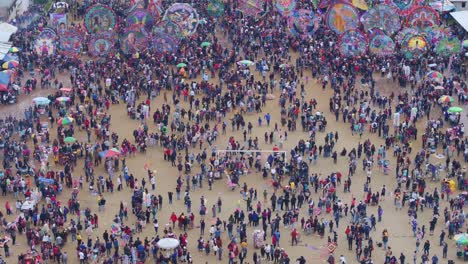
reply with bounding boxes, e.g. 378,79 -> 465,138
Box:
201,42 -> 211,47
60,87 -> 72,93
448,106 -> 463,113
2,60 -> 19,69
58,116 -> 74,126
454,233 -> 468,241
176,63 -> 187,68
434,86 -> 445,90
426,71 -> 444,84
237,60 -> 255,66
456,234 -> 468,245
2,69 -> 15,75
279,64 -> 289,69
103,148 -> 121,158
438,95 -> 454,103
32,97 -> 51,105
56,96 -> 70,103
9,47 -> 20,53
156,238 -> 180,250
64,137 -> 76,143
463,40 -> 468,48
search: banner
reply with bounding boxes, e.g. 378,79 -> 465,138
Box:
50,13 -> 67,33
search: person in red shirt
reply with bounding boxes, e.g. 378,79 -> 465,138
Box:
291,228 -> 299,246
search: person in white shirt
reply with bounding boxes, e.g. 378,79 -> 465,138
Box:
340,255 -> 346,263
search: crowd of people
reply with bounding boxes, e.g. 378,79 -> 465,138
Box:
0,0 -> 465,264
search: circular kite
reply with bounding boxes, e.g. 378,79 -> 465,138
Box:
327,3 -> 359,35
361,5 -> 401,36
163,3 -> 199,37
207,0 -> 225,17
436,36 -> 461,56
126,9 -> 154,30
120,29 -> 148,54
152,27 -> 180,54
338,30 -> 367,57
85,4 -> 117,34
238,0 -> 265,17
403,35 -> 427,59
367,28 -> 386,41
406,6 -> 439,30
387,0 -> 421,15
88,33 -> 115,57
276,0 -> 296,17
369,34 -> 395,56
395,27 -> 420,43
35,28 -> 57,56
424,26 -> 449,44
288,9 -> 317,38
59,30 -> 83,56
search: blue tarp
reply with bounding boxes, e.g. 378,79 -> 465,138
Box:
0,71 -> 10,91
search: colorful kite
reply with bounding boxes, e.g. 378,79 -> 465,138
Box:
163,3 -> 199,37
207,0 -> 225,17
35,28 -> 57,56
85,4 -> 117,34
436,36 -> 461,56
288,9 -> 318,38
327,3 -> 359,35
367,28 -> 386,41
338,30 -> 367,57
238,0 -> 265,17
120,29 -> 148,54
127,9 -> 154,31
152,27 -> 180,54
59,30 -> 83,56
424,26 -> 450,44
395,27 -> 420,43
369,34 -> 395,56
88,33 -> 115,57
403,35 -> 427,59
352,0 -> 369,10
407,6 -> 439,30
387,0 -> 421,15
275,0 -> 296,17
361,5 -> 401,36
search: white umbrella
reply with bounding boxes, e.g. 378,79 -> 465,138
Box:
157,238 -> 180,250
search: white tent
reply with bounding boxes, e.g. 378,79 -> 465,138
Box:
430,0 -> 456,12
451,10 -> 468,32
0,22 -> 17,42
0,42 -> 12,61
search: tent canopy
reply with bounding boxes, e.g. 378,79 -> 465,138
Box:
0,42 -> 12,61
451,11 -> 468,32
0,22 -> 18,42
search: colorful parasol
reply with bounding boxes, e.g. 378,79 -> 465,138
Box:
448,106 -> 463,113
2,60 -> 19,69
361,5 -> 401,36
9,47 -> 20,53
32,97 -> 51,105
454,233 -> 468,242
426,71 -> 443,84
56,96 -> 71,103
338,30 -> 367,57
176,63 -> 187,68
58,116 -> 74,126
60,87 -> 72,93
327,3 -> 360,35
237,60 -> 255,66
64,137 -> 77,143
369,34 -> 395,56
275,0 -> 296,17
438,95 -> 454,103
201,42 -> 211,47
100,148 -> 121,158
